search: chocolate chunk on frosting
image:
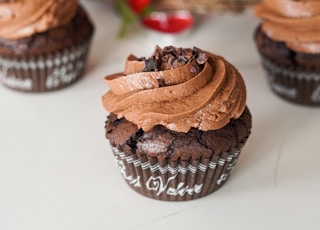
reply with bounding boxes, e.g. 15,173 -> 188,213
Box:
143,45 -> 207,72
102,46 -> 247,133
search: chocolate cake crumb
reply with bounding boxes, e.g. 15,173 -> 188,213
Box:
142,58 -> 160,72
190,64 -> 200,74
178,55 -> 188,63
163,46 -> 175,54
182,48 -> 193,60
196,52 -> 208,65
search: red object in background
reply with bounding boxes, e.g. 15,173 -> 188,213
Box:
141,11 -> 194,34
128,0 -> 151,13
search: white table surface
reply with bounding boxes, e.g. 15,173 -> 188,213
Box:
1,1 -> 320,229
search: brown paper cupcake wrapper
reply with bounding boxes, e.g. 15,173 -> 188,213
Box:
110,139 -> 247,201
0,40 -> 91,92
260,55 -> 320,106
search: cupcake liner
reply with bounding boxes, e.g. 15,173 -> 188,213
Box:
110,139 -> 247,201
260,55 -> 320,106
0,40 -> 92,92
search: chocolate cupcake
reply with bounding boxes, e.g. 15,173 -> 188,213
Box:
0,0 -> 94,92
102,46 -> 252,201
254,0 -> 320,105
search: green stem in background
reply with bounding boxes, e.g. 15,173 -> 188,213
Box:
115,0 -> 137,38
114,0 -> 153,38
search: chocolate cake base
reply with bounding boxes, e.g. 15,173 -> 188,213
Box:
255,26 -> 320,105
0,6 -> 94,92
105,107 -> 252,201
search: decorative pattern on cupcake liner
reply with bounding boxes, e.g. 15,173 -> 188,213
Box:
0,41 -> 91,92
261,55 -> 320,105
110,140 -> 247,201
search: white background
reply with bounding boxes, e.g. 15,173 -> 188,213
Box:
1,1 -> 319,229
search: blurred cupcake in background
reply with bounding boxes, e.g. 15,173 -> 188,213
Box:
0,0 -> 94,93
254,0 -> 320,105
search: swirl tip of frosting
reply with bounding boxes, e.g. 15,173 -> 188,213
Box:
102,45 -> 247,133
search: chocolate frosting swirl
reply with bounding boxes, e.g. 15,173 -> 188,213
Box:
0,0 -> 78,40
102,46 -> 247,133
255,0 -> 320,54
